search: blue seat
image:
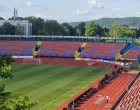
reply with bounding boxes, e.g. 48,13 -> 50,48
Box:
90,56 -> 93,59
14,53 -> 18,56
48,53 -> 52,57
104,56 -> 108,60
55,53 -> 59,57
28,53 -> 33,56
70,54 -> 74,58
62,54 -> 66,57
82,55 -> 86,58
21,53 -> 25,56
111,56 -> 115,61
97,55 -> 100,59
40,53 -> 44,57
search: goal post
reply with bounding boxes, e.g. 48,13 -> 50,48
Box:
23,58 -> 42,65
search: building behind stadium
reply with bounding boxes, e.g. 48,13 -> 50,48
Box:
0,8 -> 32,35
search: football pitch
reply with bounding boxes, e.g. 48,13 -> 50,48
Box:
0,64 -> 110,110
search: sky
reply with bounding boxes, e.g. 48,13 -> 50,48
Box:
0,0 -> 140,23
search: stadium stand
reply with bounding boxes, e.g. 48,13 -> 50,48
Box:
121,50 -> 140,60
0,41 -> 128,60
37,42 -> 82,57
115,76 -> 140,110
79,43 -> 125,60
0,41 -> 37,56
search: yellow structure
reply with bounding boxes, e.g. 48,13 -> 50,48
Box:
115,50 -> 130,60
74,43 -> 87,60
123,50 -> 129,56
33,41 -> 42,57
115,53 -> 122,60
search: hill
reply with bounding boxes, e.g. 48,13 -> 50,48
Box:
69,17 -> 140,28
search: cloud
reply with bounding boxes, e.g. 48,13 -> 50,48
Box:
0,4 -> 8,11
108,12 -> 120,17
87,0 -> 104,9
26,2 -> 33,7
93,16 -> 100,20
112,8 -> 120,11
35,13 -> 55,19
35,13 -> 44,17
108,13 -> 111,16
24,1 -> 47,9
108,8 -> 121,17
72,0 -> 103,16
136,12 -> 140,15
73,9 -> 92,15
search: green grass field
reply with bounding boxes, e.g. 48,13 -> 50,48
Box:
0,64 -> 110,110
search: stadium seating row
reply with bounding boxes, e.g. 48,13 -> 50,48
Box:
0,41 -> 126,60
121,50 -> 140,60
115,76 -> 140,110
79,43 -> 125,58
0,40 -> 37,55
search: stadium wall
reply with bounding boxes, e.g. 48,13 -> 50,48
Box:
14,58 -> 115,67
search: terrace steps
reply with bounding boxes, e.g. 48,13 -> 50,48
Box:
115,77 -> 140,110
121,50 -> 140,60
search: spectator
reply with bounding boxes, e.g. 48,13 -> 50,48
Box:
106,96 -> 110,103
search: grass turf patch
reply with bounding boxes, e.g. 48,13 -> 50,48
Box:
0,64 -> 110,110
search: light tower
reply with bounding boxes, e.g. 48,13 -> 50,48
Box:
13,7 -> 18,21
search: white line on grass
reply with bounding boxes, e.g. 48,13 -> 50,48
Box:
38,67 -> 110,110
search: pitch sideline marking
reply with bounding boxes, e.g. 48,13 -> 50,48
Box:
38,68 -> 110,110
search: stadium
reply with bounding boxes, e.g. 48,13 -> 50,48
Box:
0,35 -> 140,110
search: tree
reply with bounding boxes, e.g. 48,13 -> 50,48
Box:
108,22 -> 122,37
136,28 -> 140,38
121,27 -> 136,38
85,21 -> 97,36
61,23 -> 75,35
0,54 -> 15,79
25,17 -> 45,35
0,17 -> 4,20
76,28 -> 81,36
0,27 -> 2,35
38,29 -> 49,35
75,22 -> 85,36
103,27 -> 109,37
1,22 -> 16,35
0,95 -> 37,110
0,54 -> 37,110
96,24 -> 104,36
8,17 -> 25,20
44,20 -> 65,35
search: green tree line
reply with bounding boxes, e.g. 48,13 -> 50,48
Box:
0,16 -> 139,38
